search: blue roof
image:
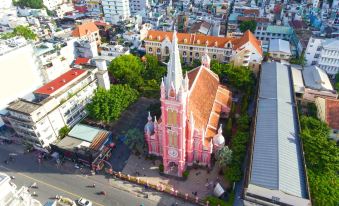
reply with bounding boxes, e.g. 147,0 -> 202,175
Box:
250,62 -> 307,198
266,25 -> 293,34
68,124 -> 102,143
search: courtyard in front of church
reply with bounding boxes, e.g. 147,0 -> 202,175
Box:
121,152 -> 231,200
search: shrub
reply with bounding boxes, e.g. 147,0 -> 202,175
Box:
182,170 -> 189,178
158,164 -> 164,173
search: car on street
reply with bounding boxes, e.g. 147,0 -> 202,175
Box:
77,198 -> 92,206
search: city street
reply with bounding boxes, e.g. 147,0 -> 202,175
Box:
0,143 -> 186,206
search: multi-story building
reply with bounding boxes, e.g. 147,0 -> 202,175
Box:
144,32 -> 232,177
305,37 -> 339,78
268,39 -> 292,60
5,62 -> 110,148
75,39 -> 99,58
85,0 -> 102,17
72,21 -> 101,45
0,172 -> 42,206
43,0 -> 64,10
130,0 -> 149,15
0,37 -> 44,127
102,0 -> 130,24
144,30 -> 263,68
99,43 -> 130,60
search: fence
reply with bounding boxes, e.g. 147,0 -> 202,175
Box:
105,169 -> 211,206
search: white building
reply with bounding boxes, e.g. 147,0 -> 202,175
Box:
102,0 -> 130,24
99,43 -> 130,61
5,63 -> 110,148
305,37 -> 339,78
130,0 -> 149,15
268,39 -> 292,60
0,172 -> 42,206
0,37 -> 44,126
43,0 -> 64,10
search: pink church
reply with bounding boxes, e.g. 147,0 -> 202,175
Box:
144,31 -> 232,177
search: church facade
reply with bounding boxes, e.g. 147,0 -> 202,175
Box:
144,31 -> 232,177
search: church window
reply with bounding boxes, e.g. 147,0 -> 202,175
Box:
149,47 -> 152,52
151,142 -> 157,152
168,131 -> 178,147
167,109 -> 177,126
213,54 -> 217,59
165,46 -> 170,54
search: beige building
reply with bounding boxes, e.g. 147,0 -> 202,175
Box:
144,30 -> 263,68
315,97 -> 339,143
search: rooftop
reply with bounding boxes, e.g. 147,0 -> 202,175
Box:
7,99 -> 41,115
72,21 -> 99,37
146,30 -> 262,55
250,62 -> 308,198
266,25 -> 293,34
269,39 -> 291,54
68,124 -> 104,143
302,66 -> 334,91
322,38 -> 339,50
326,98 -> 339,130
34,69 -> 86,95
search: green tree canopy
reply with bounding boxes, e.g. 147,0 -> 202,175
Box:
0,26 -> 37,40
124,128 -> 145,153
13,0 -> 44,8
58,126 -> 70,140
215,146 -> 233,168
108,55 -> 145,90
300,116 -> 339,205
223,65 -> 255,93
142,54 -> 166,83
335,73 -> 339,92
239,20 -> 257,33
86,85 -> 139,123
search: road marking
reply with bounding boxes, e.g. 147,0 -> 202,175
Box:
0,165 -> 104,206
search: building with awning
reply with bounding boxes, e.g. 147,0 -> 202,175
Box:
51,124 -> 113,169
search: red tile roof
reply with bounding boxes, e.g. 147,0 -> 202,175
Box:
72,22 -> 99,37
237,16 -> 270,23
146,30 -> 263,55
243,9 -> 259,16
74,57 -> 90,65
326,99 -> 339,130
187,66 -> 232,146
34,69 -> 86,95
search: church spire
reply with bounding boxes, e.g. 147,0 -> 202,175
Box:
165,30 -> 183,97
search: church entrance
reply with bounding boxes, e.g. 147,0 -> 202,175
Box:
167,162 -> 178,176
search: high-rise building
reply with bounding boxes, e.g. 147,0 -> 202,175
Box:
144,32 -> 232,177
130,0 -> 149,15
102,0 -> 130,24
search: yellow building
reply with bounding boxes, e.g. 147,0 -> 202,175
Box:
144,30 -> 263,68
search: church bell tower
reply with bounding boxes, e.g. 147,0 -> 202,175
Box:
160,31 -> 189,177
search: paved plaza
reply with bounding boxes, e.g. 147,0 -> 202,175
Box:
122,153 -> 230,199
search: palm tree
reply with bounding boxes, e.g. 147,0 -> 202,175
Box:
215,146 -> 233,168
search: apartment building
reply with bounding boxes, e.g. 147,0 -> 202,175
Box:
0,172 -> 42,206
0,37 -> 44,126
99,43 -> 130,60
85,0 -> 102,16
144,30 -> 263,68
43,0 -> 64,10
130,0 -> 149,15
5,63 -> 110,148
102,0 -> 130,24
305,37 -> 339,78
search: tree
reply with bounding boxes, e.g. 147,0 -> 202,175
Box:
225,118 -> 233,138
124,128 -> 145,154
223,65 -> 254,93
290,51 -> 306,66
335,73 -> 339,92
215,146 -> 233,168
239,20 -> 257,33
0,26 -> 37,40
224,164 -> 242,182
12,0 -> 44,8
86,85 -> 139,123
237,114 -> 250,131
58,126 -> 70,140
108,55 -> 145,90
210,60 -> 223,76
142,54 -> 166,84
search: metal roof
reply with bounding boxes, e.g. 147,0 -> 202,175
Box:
269,39 -> 291,54
250,62 -> 307,198
302,65 -> 334,91
266,25 -> 293,34
68,124 -> 102,143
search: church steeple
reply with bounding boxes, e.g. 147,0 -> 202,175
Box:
165,31 -> 183,97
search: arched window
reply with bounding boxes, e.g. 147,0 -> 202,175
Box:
157,48 -> 161,53
149,47 -> 153,52
213,54 -> 217,59
227,43 -> 231,48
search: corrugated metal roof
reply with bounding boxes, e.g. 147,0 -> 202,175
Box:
266,25 -> 293,34
250,62 -> 307,198
68,124 -> 102,143
269,39 -> 291,54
